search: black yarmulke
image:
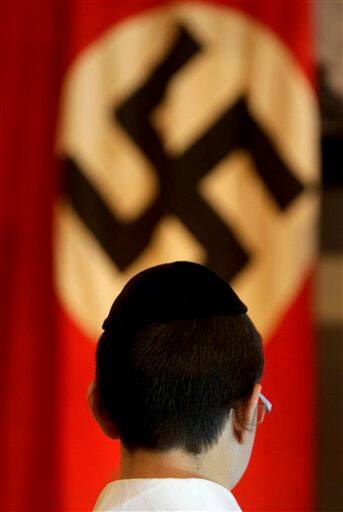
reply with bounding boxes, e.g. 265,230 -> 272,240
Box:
102,261 -> 247,330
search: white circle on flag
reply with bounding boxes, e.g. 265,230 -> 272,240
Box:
55,2 -> 319,340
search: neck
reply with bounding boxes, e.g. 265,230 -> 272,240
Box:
119,443 -> 233,491
120,445 -> 201,479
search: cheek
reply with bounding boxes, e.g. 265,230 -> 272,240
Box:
230,430 -> 257,489
245,436 -> 253,456
240,428 -> 257,473
247,430 -> 256,459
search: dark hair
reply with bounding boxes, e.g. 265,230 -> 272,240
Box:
95,312 -> 264,455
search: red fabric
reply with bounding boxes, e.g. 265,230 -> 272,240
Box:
62,0 -> 314,83
0,2 -> 64,511
235,269 -> 318,511
56,304 -> 120,511
0,1 -> 317,511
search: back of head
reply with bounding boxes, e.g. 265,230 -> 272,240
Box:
95,261 -> 264,455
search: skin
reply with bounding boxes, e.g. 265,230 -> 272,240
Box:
87,380 -> 262,492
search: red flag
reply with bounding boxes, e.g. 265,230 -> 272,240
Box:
0,1 -> 318,511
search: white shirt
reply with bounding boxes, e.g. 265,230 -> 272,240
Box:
93,477 -> 242,511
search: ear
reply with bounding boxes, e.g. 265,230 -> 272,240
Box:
87,380 -> 119,440
232,382 -> 262,444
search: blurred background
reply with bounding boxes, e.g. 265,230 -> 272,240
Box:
0,1 -> 342,511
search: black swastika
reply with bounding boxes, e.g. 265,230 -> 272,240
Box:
64,25 -> 303,281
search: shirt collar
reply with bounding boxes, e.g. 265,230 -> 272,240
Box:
93,477 -> 242,511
